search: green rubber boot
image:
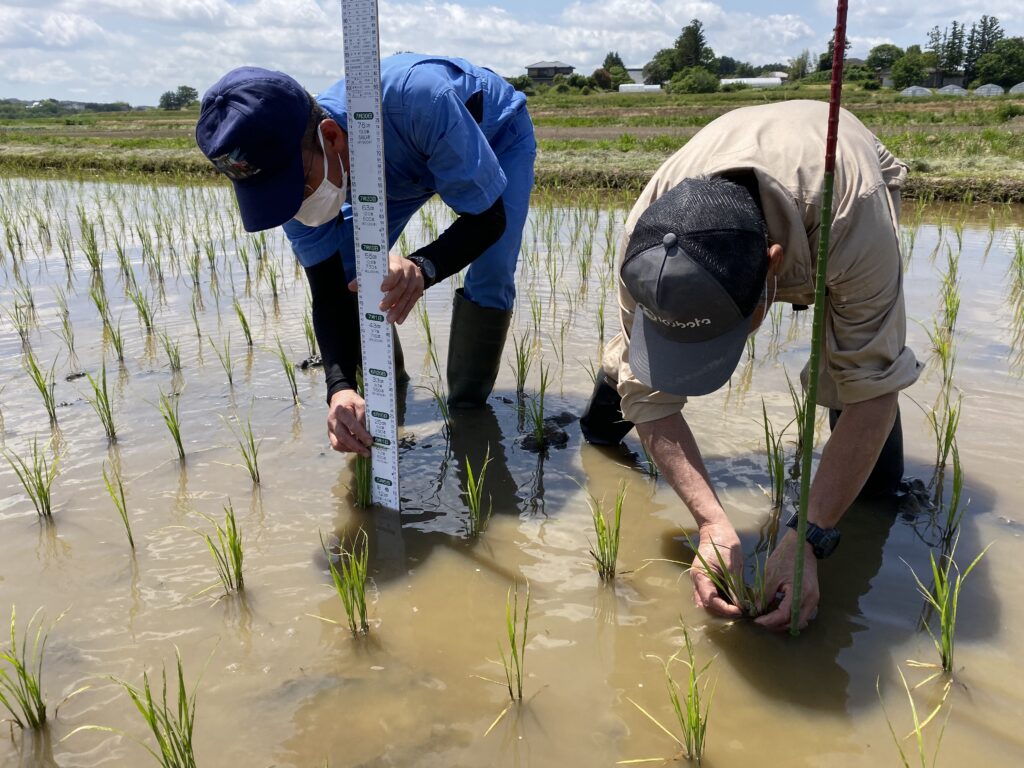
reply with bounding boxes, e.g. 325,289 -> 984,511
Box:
446,289 -> 512,408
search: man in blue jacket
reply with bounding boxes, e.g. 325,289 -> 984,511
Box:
197,53 -> 536,455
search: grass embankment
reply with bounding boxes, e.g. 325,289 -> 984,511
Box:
2,84 -> 1023,200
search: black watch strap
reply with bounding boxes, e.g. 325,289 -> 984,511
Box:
785,515 -> 841,559
407,255 -> 436,289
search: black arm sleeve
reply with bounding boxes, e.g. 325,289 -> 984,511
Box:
410,196 -> 506,284
304,252 -> 361,404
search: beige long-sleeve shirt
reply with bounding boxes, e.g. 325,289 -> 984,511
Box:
605,100 -> 922,423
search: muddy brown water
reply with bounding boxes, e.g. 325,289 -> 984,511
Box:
1,179 -> 1023,766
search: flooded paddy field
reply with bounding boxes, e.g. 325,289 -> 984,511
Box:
1,177 -> 1023,766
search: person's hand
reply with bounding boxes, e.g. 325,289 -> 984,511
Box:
755,528 -> 819,632
691,521 -> 744,618
347,255 -> 424,324
327,389 -> 373,456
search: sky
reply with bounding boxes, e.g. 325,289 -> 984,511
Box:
0,1 -> 1021,105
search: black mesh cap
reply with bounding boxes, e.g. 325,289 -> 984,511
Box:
621,176 -> 769,396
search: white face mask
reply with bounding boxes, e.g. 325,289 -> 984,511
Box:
293,125 -> 348,227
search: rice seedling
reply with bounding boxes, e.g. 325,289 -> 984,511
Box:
86,362 -> 118,442
264,258 -> 280,300
760,399 -> 787,509
160,331 -> 182,372
303,310 -> 318,358
109,651 -> 199,768
5,300 -> 32,346
526,362 -> 550,447
0,607 -> 62,731
228,414 -> 261,485
89,280 -> 112,332
508,332 -> 534,396
318,529 -> 370,636
103,461 -> 134,549
587,482 -> 626,580
688,538 -> 766,618
157,390 -> 185,461
878,668 -> 950,768
907,535 -> 991,674
54,288 -> 76,362
189,296 -> 202,339
209,334 -> 234,387
939,444 -> 966,545
351,372 -> 375,507
627,627 -> 715,765
499,581 -> 530,702
462,445 -> 492,536
202,503 -> 244,594
126,286 -> 155,333
233,298 -> 253,347
275,336 -> 299,404
927,393 -> 961,488
24,348 -> 58,426
638,439 -> 660,478
109,319 -> 126,364
3,437 -> 59,519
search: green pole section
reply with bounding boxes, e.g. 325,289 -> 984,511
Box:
790,0 -> 849,636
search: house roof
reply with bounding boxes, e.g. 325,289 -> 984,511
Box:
526,61 -> 573,69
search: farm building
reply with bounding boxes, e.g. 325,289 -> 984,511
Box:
900,86 -> 933,97
937,84 -> 968,96
1010,82 -> 1024,94
720,77 -> 782,88
525,61 -> 574,84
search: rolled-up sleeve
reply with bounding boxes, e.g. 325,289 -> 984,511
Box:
815,185 -> 922,407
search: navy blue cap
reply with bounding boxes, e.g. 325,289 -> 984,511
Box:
196,67 -> 310,233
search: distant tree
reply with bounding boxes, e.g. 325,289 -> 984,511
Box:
567,73 -> 589,89
866,44 -> 904,71
665,67 -> 718,94
965,15 -> 1005,82
973,36 -> 1024,87
941,21 -> 966,74
758,62 -> 788,75
159,85 -> 199,110
643,48 -> 679,84
676,19 -> 714,70
506,75 -> 533,92
603,51 -> 625,71
591,68 -> 612,90
818,34 -> 852,71
175,85 -> 199,108
717,56 -> 756,77
608,65 -> 634,90
788,49 -> 813,81
891,50 -> 928,89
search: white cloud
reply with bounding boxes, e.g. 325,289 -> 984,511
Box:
0,0 -> 1019,103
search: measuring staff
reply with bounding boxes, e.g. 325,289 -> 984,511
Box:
196,53 -> 536,455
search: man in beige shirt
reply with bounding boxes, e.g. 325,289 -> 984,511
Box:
580,100 -> 922,631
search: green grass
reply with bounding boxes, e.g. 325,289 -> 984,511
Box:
508,332 -> 534,396
114,651 -> 199,768
275,336 -> 299,405
157,390 -> 185,461
526,362 -> 550,447
462,445 -> 493,537
233,299 -> 252,347
103,461 -> 134,549
0,607 -> 58,731
689,538 -> 766,618
231,415 -> 261,485
587,483 -> 625,581
202,504 -> 244,594
4,437 -> 59,519
319,529 -> 370,636
878,667 -> 950,768
86,362 -> 118,441
500,581 -> 530,702
24,348 -> 58,426
627,626 -> 715,765
907,536 -> 991,674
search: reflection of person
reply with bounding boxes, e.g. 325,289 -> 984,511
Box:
196,54 -> 536,455
580,101 -> 922,631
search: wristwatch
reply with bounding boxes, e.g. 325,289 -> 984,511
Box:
786,515 -> 841,559
407,254 -> 437,289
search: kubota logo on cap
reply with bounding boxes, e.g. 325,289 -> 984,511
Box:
210,149 -> 261,181
638,304 -> 711,329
